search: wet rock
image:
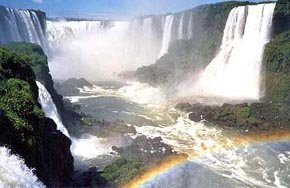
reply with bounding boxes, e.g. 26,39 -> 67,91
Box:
178,101 -> 290,132
73,167 -> 110,187
112,135 -> 175,164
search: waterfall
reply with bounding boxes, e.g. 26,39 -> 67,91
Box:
193,3 -> 276,100
0,146 -> 44,187
46,20 -> 104,50
46,18 -> 164,80
0,5 -> 196,79
187,12 -> 193,39
36,81 -> 112,160
178,13 -> 184,40
158,15 -> 174,58
0,7 -> 46,48
36,81 -> 70,137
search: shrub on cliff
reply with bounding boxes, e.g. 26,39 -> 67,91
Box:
264,31 -> 290,104
0,46 -> 73,186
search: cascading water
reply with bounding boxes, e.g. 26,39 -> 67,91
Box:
158,15 -> 174,58
187,12 -> 193,39
178,13 -> 184,40
37,81 -> 70,137
0,146 -> 44,187
46,19 -> 162,80
192,3 -> 276,100
36,81 -> 117,160
0,6 -> 46,48
46,20 -> 105,50
0,5 -> 198,80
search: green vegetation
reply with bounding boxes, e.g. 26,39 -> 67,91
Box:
0,46 -> 41,129
0,44 -> 73,186
3,42 -> 81,135
272,0 -> 290,36
0,79 -> 43,129
264,31 -> 290,104
100,158 -> 144,185
4,42 -> 49,82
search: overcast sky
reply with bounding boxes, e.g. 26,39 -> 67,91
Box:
1,0 -> 264,19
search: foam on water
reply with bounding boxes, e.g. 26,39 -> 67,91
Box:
134,109 -> 290,188
71,135 -> 114,159
117,82 -> 166,105
135,113 -> 222,154
0,147 -> 44,188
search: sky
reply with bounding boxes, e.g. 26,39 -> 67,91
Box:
0,0 -> 263,20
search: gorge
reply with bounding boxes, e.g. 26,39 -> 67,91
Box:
0,0 -> 290,187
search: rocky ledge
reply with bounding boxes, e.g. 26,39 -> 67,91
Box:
176,102 -> 290,132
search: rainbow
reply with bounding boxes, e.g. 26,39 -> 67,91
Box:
124,129 -> 290,188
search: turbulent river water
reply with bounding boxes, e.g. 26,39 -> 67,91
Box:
1,1 -> 289,187
65,81 -> 290,188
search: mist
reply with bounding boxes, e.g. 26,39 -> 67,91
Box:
47,18 -> 162,81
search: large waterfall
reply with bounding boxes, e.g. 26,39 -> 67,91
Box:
0,4 -> 197,80
0,3 -> 276,96
191,3 -> 276,100
0,146 -> 44,187
46,12 -> 197,80
0,6 -> 46,48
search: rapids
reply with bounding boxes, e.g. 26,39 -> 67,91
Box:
0,147 -> 44,188
65,80 -> 290,188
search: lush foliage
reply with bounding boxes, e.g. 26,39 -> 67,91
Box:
264,31 -> 290,104
0,46 -> 41,128
0,79 -> 43,128
101,158 -> 144,185
272,0 -> 290,36
0,45 -> 73,186
4,42 -> 48,81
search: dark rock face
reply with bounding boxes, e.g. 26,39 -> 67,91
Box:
73,167 -> 109,187
113,136 -> 175,162
0,46 -> 74,186
272,0 -> 290,37
55,78 -> 93,96
34,118 -> 74,186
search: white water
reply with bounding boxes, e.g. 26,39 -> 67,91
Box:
187,12 -> 193,39
158,15 -> 174,58
60,78 -> 290,188
0,6 -> 200,80
136,112 -> 290,188
0,146 -> 44,188
37,81 -> 70,137
0,7 -> 46,48
117,82 -> 166,105
178,13 -> 184,40
189,3 -> 276,100
37,81 -> 117,160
